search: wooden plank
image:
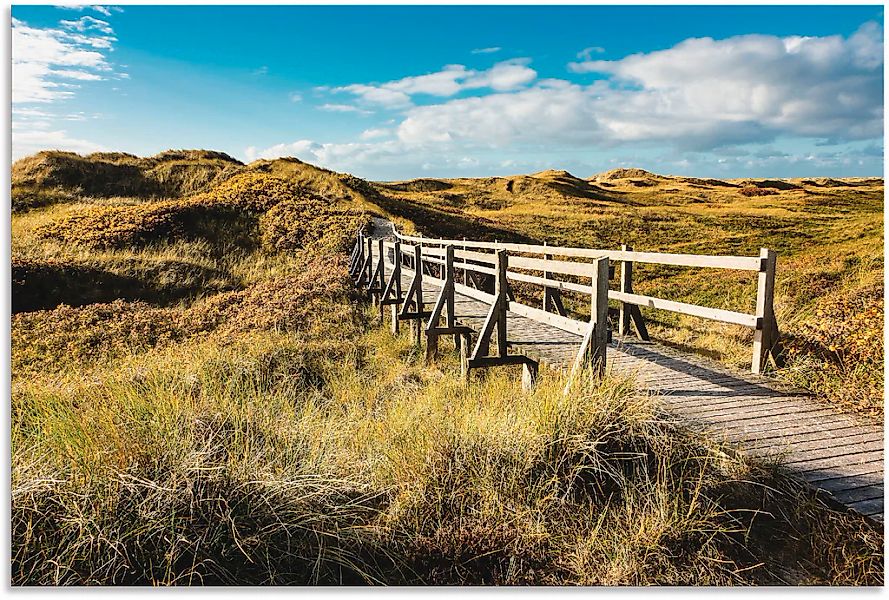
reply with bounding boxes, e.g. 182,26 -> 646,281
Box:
830,486 -> 884,505
784,449 -> 884,470
509,254 -> 600,278
743,430 -> 883,452
813,472 -> 884,494
610,290 -> 759,328
798,459 -> 884,483
454,281 -> 497,304
847,497 -> 884,517
507,300 -> 588,337
507,270 -> 594,295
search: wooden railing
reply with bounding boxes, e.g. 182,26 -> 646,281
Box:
349,225 -> 779,378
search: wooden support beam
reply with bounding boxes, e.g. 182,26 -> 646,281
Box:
350,232 -> 364,277
398,311 -> 433,320
367,237 -> 385,307
590,256 -> 610,374
470,249 -> 509,361
401,244 -> 424,345
752,247 -> 779,374
542,244 -> 568,316
564,256 -> 609,394
631,305 -> 650,341
468,355 -> 533,368
425,245 -> 456,362
379,240 -> 403,331
522,360 -> 538,392
619,243 -> 637,337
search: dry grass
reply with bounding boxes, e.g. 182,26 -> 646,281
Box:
12,319 -> 883,585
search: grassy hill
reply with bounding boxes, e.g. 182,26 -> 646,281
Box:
10,150 -> 882,585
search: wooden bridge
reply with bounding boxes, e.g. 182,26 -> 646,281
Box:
348,220 -> 883,523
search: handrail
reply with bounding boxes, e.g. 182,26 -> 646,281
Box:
391,224 -> 762,271
381,223 -> 779,374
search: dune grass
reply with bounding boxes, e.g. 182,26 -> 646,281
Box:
10,153 -> 883,585
12,312 -> 883,585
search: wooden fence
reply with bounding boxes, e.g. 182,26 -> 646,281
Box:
349,225 -> 779,379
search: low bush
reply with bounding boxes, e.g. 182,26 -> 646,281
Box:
739,186 -> 778,197
12,252 -> 358,376
12,255 -> 236,313
32,173 -> 367,252
782,283 -> 884,416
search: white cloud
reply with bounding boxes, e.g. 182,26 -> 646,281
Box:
576,46 -> 605,60
12,16 -> 117,104
331,59 -> 537,108
12,128 -> 106,159
318,103 -> 373,115
564,22 -> 883,146
55,5 -> 123,17
471,47 -> 501,54
288,91 -> 303,102
394,22 -> 882,150
60,15 -> 114,35
13,15 -> 119,159
360,128 -> 390,140
251,22 -> 884,179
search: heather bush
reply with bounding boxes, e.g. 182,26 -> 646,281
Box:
12,252 -> 358,376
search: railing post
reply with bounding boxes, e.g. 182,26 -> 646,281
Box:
425,244 -> 456,362
591,256 -> 609,375
391,241 -> 402,335
542,241 -> 551,311
364,236 -> 373,288
495,249 -> 508,357
462,237 -> 468,286
752,247 -> 778,374
376,237 -> 385,314
412,243 -> 424,346
619,244 -> 632,337
445,244 -> 456,329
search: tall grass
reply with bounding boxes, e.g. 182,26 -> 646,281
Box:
12,319 -> 882,585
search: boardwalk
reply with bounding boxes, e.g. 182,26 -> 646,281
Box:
355,221 -> 883,523
399,267 -> 884,522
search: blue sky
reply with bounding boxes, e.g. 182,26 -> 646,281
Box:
11,4 -> 885,179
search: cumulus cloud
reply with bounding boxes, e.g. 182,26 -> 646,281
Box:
318,103 -> 373,115
13,16 -> 117,104
250,22 -> 883,179
472,47 -> 502,54
331,59 -> 537,108
12,127 -> 106,159
12,15 -> 118,158
396,22 -> 883,150
360,128 -> 390,140
565,22 -> 883,146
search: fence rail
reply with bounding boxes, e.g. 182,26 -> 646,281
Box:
349,224 -> 779,378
